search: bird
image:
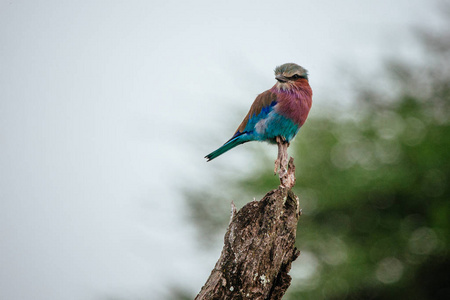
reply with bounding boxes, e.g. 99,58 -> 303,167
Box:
205,63 -> 313,164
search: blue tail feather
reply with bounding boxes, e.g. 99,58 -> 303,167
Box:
205,134 -> 249,161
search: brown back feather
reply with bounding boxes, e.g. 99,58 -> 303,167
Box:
234,90 -> 277,135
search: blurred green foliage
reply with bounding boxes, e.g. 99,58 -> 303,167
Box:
187,16 -> 450,300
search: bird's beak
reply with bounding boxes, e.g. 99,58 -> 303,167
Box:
275,75 -> 287,83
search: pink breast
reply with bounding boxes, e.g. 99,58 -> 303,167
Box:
272,82 -> 312,126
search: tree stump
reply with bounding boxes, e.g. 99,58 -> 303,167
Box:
195,159 -> 301,299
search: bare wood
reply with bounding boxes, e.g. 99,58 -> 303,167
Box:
195,185 -> 301,300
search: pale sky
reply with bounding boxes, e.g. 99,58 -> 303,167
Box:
0,0 -> 441,299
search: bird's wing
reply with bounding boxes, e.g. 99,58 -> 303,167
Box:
232,90 -> 277,137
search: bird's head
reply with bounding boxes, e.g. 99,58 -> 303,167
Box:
274,63 -> 308,91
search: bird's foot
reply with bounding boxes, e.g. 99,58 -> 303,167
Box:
274,136 -> 284,175
274,159 -> 288,177
276,136 -> 289,145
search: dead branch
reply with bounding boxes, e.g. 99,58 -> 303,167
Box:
195,181 -> 301,300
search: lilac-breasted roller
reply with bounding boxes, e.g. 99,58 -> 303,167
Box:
205,63 -> 313,162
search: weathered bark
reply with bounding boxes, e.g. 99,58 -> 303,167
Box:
196,159 -> 301,300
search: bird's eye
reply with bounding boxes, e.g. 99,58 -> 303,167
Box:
291,74 -> 301,79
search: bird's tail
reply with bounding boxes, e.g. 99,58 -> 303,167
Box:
205,134 -> 248,161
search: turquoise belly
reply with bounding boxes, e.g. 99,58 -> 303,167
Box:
249,111 -> 300,143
